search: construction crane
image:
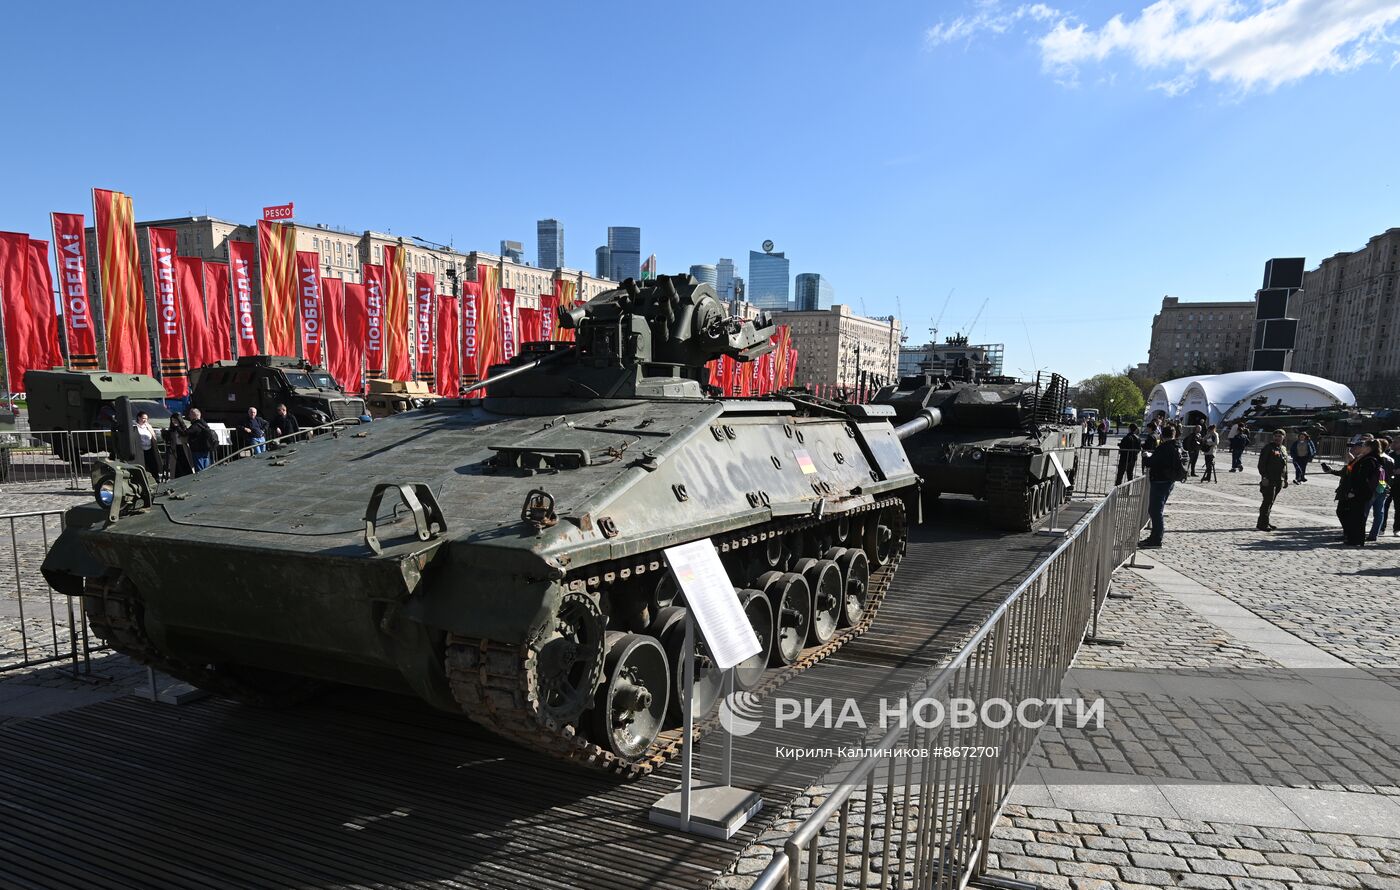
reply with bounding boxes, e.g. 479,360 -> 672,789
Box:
962,298 -> 989,340
931,288 -> 954,342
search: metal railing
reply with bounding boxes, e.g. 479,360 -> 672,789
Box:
0,421 -> 359,491
0,429 -> 117,490
0,508 -> 101,676
751,475 -> 1149,890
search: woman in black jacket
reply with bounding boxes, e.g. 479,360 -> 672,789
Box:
1323,437 -> 1381,546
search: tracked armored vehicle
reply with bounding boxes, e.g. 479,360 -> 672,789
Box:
43,275 -> 936,775
873,355 -> 1078,531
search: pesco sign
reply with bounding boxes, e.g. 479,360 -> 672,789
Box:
262,202 -> 294,221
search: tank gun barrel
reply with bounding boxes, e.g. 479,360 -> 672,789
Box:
894,408 -> 941,441
461,346 -> 576,395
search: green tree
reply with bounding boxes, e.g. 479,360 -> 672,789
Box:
1075,374 -> 1145,419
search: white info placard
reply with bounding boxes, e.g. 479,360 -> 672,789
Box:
663,539 -> 762,670
1048,452 -> 1071,488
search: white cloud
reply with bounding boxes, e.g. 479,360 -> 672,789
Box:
927,0 -> 1400,94
926,3 -> 1065,46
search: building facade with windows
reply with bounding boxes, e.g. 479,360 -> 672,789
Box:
748,249 -> 790,310
715,257 -> 737,302
536,219 -> 563,269
1292,228 -> 1400,406
794,273 -> 833,312
1145,296 -> 1255,381
606,226 -> 641,282
774,304 -> 900,393
688,264 -> 717,288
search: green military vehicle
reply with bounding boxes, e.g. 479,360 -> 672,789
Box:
20,368 -> 170,463
43,276 -> 937,774
189,355 -> 366,430
874,367 -> 1079,531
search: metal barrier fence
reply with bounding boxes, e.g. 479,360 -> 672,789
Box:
0,429 -> 116,489
0,509 -> 100,675
752,475 -> 1150,890
0,422 -> 358,491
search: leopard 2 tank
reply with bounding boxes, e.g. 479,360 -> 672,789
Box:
873,342 -> 1079,531
43,275 -> 937,776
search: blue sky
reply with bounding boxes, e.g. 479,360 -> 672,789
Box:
2,0 -> 1397,383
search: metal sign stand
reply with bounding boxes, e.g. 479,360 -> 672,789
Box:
650,611 -> 762,839
650,540 -> 764,840
1037,453 -> 1072,537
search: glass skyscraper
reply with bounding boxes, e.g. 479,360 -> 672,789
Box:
607,226 -> 641,282
748,250 -> 790,310
537,219 -> 563,269
596,245 -> 612,279
715,257 -> 736,301
500,240 -> 525,264
689,264 -> 718,288
794,273 -> 834,311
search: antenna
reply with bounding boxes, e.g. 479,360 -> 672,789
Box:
1020,312 -> 1038,371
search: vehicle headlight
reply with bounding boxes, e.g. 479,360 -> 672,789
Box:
96,481 -> 115,506
971,448 -> 985,462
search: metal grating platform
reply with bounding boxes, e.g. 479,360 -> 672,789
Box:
0,498 -> 1090,890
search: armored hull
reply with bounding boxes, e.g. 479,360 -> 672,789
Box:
45,276 -> 932,775
875,372 -> 1079,530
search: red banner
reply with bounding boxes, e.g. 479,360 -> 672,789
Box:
381,244 -> 410,380
25,240 -> 63,374
362,263 -> 384,377
321,277 -> 348,389
475,265 -> 502,379
202,261 -> 232,362
294,251 -> 323,366
539,294 -> 558,342
435,296 -> 459,396
342,282 -> 368,391
147,227 -> 188,397
1,233 -> 60,392
50,213 -> 98,369
257,220 -> 298,355
414,272 -> 435,387
176,257 -> 214,372
228,240 -> 259,356
92,188 -> 151,375
461,280 -> 482,383
499,287 -> 517,364
553,279 -> 576,341
517,306 -> 542,344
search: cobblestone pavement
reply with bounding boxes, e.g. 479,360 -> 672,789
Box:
720,460 -> 1400,889
1154,465 -> 1400,674
987,805 -> 1400,890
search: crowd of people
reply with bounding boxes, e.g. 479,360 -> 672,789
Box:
136,403 -> 305,481
1106,414 -> 1397,549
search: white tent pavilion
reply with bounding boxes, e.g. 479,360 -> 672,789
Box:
1166,371 -> 1356,426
